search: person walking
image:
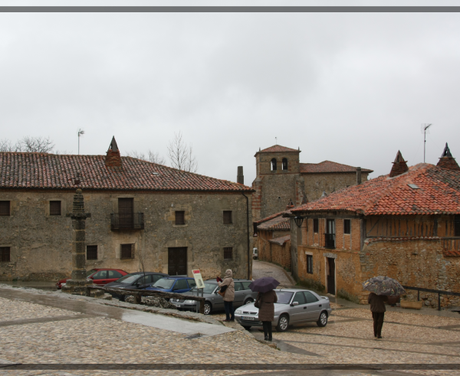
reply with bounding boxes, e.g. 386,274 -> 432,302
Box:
368,292 -> 388,339
256,289 -> 278,341
218,269 -> 235,321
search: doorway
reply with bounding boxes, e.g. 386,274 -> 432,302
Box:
326,257 -> 335,295
168,247 -> 187,275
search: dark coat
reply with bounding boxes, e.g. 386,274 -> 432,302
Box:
257,290 -> 278,322
368,292 -> 388,313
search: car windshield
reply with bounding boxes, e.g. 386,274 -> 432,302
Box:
152,278 -> 175,289
115,274 -> 141,284
189,283 -> 216,294
275,291 -> 294,304
86,269 -> 97,277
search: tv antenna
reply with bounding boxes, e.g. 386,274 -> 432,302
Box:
78,129 -> 84,155
422,123 -> 432,163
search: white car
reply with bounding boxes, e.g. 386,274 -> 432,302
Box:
235,288 -> 331,332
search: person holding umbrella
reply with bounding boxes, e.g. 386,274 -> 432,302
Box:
368,292 -> 388,339
250,277 -> 280,341
218,269 -> 235,321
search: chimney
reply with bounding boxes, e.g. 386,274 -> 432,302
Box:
356,167 -> 362,185
237,166 -> 244,184
105,136 -> 122,168
389,151 -> 409,177
437,143 -> 460,171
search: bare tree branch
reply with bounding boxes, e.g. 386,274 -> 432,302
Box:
127,150 -> 166,165
0,139 -> 14,152
15,136 -> 55,153
167,131 -> 198,172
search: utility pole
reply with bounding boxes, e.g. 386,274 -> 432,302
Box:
78,129 -> 84,155
423,124 -> 432,163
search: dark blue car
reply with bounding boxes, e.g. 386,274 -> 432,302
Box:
145,276 -> 196,293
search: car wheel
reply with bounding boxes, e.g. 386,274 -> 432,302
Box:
203,301 -> 212,315
243,326 -> 251,330
317,311 -> 328,327
276,314 -> 289,332
244,297 -> 254,305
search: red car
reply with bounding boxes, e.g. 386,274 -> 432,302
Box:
56,268 -> 128,289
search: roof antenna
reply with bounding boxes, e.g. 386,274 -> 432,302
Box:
78,129 -> 84,155
275,137 -> 278,145
422,123 -> 432,163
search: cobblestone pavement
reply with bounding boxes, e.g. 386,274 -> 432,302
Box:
1,263 -> 460,376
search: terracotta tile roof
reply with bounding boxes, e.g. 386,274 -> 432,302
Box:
300,161 -> 373,174
257,215 -> 290,231
292,163 -> 460,216
269,234 -> 291,246
0,152 -> 253,192
257,145 -> 299,153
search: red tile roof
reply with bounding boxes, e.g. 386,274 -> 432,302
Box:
0,152 -> 253,192
257,215 -> 290,231
300,161 -> 373,174
269,235 -> 291,245
257,145 -> 299,153
292,163 -> 460,216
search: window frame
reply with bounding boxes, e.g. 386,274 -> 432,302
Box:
0,201 -> 10,216
344,219 -> 351,235
313,218 -> 319,233
223,210 -> 232,224
86,245 -> 98,260
49,200 -> 62,216
0,247 -> 10,262
306,254 -> 313,274
175,211 -> 185,225
223,247 -> 233,260
121,244 -> 135,259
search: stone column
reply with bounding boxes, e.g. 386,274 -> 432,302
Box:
63,189 -> 92,295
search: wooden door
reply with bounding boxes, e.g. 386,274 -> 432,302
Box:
168,247 -> 187,275
118,198 -> 134,228
326,257 -> 335,295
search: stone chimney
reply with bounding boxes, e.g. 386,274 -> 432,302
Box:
356,167 -> 362,185
437,143 -> 460,171
105,136 -> 122,168
389,151 -> 409,178
237,166 -> 244,184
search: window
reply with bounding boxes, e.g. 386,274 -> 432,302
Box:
304,291 -> 319,303
306,254 -> 313,274
49,201 -> 61,216
344,219 -> 351,234
86,245 -> 98,260
175,211 -> 185,225
224,247 -> 233,260
92,270 -> 107,280
455,215 -> 460,237
118,198 -> 134,228
108,270 -> 123,279
121,244 -> 134,259
188,279 -> 196,288
313,219 -> 319,233
223,211 -> 232,224
0,201 -> 10,216
234,282 -> 243,291
271,158 -> 277,171
0,247 -> 10,262
174,279 -> 188,290
242,281 -> 251,290
293,291 -> 306,305
282,158 -> 288,170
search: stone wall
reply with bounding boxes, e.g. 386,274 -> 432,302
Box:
0,189 -> 252,281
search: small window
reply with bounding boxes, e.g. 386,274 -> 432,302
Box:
121,244 -> 134,259
313,219 -> 319,233
223,211 -> 232,224
86,245 -> 98,260
0,201 -> 10,216
271,158 -> 277,171
282,158 -> 288,170
344,219 -> 351,234
306,254 -> 313,274
49,201 -> 61,216
224,247 -> 233,260
0,247 -> 10,262
175,211 -> 185,225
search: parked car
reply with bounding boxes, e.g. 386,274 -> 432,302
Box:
105,272 -> 169,301
235,288 -> 331,332
144,276 -> 196,294
56,268 -> 128,289
170,279 -> 258,315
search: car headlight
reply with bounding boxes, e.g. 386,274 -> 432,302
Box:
184,300 -> 196,304
235,309 -> 242,314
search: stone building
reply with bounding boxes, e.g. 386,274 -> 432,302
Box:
0,138 -> 253,282
251,145 -> 373,222
287,144 -> 460,308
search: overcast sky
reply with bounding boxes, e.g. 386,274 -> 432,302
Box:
1,1 -> 459,186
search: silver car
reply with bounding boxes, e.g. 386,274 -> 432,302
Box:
170,279 -> 258,315
235,289 -> 331,332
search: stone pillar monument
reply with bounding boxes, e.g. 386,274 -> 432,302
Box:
62,188 -> 92,295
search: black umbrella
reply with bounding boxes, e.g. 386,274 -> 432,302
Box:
249,277 -> 280,293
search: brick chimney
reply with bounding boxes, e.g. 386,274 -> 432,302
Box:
437,143 -> 460,171
389,151 -> 409,178
237,166 -> 244,184
105,136 -> 122,168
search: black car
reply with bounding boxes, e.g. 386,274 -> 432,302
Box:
105,272 -> 168,301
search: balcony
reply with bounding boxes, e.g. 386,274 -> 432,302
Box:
111,213 -> 144,231
324,233 -> 335,249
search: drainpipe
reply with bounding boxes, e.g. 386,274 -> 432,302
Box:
241,192 -> 250,280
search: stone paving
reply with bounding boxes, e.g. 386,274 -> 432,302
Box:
0,262 -> 459,375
